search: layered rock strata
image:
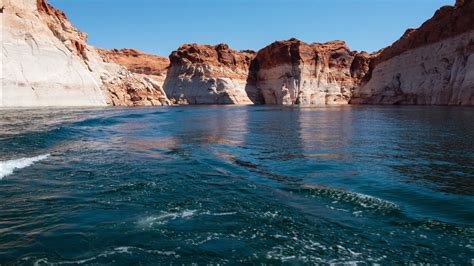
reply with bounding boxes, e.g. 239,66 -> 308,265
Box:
2,0 -> 472,107
1,0 -> 169,107
351,0 -> 474,105
162,44 -> 261,104
254,39 -> 370,105
97,48 -> 170,87
96,48 -> 170,106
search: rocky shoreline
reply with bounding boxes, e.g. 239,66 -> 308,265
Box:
1,0 -> 472,107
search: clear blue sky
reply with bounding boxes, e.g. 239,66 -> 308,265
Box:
49,0 -> 453,56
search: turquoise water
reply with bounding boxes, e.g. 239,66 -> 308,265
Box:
0,106 -> 473,264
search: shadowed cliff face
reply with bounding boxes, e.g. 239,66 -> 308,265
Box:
162,44 -> 262,105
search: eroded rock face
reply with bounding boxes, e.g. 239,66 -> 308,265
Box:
98,48 -> 170,86
163,43 -> 261,104
254,39 -> 371,105
3,0 -> 472,107
1,0 -> 169,107
352,0 -> 474,105
97,48 -> 170,106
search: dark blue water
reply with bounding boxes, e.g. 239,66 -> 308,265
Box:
0,106 -> 473,264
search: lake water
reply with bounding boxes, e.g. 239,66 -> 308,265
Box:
0,106 -> 472,264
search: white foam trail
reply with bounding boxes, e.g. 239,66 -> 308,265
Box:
300,184 -> 399,212
138,209 -> 197,227
0,154 -> 50,180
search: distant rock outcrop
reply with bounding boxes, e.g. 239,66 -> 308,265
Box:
162,43 -> 261,104
1,0 -> 169,107
352,0 -> 474,105
97,48 -> 170,106
98,48 -> 170,86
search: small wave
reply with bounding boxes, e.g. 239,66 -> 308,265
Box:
392,219 -> 474,236
73,116 -> 122,127
0,154 -> 50,179
138,210 -> 236,228
138,210 -> 197,227
295,185 -> 400,213
27,246 -> 177,265
202,211 -> 237,216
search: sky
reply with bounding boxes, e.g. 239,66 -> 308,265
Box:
49,0 -> 454,56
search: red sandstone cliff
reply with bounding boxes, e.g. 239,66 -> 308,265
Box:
3,0 -> 472,106
375,0 -> 473,65
254,38 -> 371,105
98,48 -> 170,78
97,48 -> 171,105
163,43 -> 261,104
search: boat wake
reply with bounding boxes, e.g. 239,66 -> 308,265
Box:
289,184 -> 400,214
138,210 -> 198,227
0,154 -> 50,179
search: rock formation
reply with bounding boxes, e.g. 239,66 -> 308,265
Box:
254,39 -> 370,105
1,0 -> 169,107
2,0 -> 472,106
163,43 -> 261,104
96,48 -> 170,106
351,0 -> 474,105
97,48 -> 169,87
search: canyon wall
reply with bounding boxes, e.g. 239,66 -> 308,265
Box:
162,44 -> 261,104
2,0 -> 472,106
351,0 -> 474,105
254,39 -> 370,105
1,0 -> 169,107
124,39 -> 370,106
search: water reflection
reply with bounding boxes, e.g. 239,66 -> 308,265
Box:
0,106 -> 473,263
367,107 -> 474,195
